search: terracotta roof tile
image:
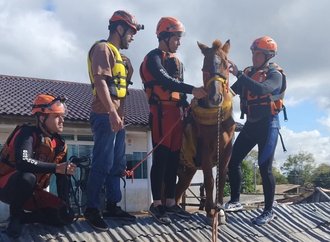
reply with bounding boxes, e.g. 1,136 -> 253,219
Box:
0,74 -> 149,126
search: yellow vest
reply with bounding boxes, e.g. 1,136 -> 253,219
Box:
88,41 -> 128,98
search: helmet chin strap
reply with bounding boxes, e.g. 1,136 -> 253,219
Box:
37,115 -> 54,138
164,36 -> 173,53
262,55 -> 273,68
116,27 -> 128,49
255,54 -> 272,71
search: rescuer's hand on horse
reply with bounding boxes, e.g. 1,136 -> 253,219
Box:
192,86 -> 207,99
228,60 -> 238,76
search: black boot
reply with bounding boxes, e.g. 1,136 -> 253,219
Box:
6,208 -> 24,238
103,202 -> 136,221
84,207 -> 108,231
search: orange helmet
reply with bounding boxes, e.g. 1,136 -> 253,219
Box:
250,36 -> 277,57
109,10 -> 144,34
32,94 -> 67,115
156,17 -> 185,37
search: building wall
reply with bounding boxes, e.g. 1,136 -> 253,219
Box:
120,131 -> 152,212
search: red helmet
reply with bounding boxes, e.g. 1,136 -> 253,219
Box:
32,94 -> 67,115
109,10 -> 144,34
156,17 -> 185,37
250,36 -> 277,57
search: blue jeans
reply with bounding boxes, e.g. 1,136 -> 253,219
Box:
86,112 -> 126,209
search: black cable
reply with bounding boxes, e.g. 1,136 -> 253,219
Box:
67,156 -> 91,219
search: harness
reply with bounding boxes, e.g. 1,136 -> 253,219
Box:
0,124 -> 67,188
240,63 -> 287,120
88,40 -> 128,98
140,50 -> 186,135
140,50 -> 184,104
191,76 -> 232,125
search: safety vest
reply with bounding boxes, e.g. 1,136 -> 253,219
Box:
240,63 -> 287,119
140,50 -> 183,105
0,124 -> 67,189
88,41 -> 128,99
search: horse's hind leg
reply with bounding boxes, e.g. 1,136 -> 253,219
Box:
175,166 -> 197,205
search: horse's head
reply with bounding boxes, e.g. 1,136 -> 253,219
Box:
197,39 -> 230,108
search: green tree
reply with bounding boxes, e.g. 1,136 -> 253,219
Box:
273,167 -> 287,184
243,150 -> 287,186
224,150 -> 286,196
312,163 -> 330,188
223,158 -> 255,196
281,151 -> 315,185
244,150 -> 261,187
241,159 -> 254,193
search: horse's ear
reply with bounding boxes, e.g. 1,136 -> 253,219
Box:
197,41 -> 208,54
222,39 -> 230,54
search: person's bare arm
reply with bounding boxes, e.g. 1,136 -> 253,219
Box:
93,75 -> 123,132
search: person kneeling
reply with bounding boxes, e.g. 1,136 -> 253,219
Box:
0,94 -> 76,238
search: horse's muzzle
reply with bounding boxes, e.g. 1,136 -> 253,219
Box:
207,93 -> 223,108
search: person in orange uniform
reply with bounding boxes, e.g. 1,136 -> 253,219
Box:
0,94 -> 76,238
140,16 -> 206,224
225,36 -> 286,226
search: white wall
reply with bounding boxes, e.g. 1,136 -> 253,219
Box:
122,131 -> 152,212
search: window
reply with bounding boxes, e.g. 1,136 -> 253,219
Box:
61,134 -> 75,141
126,152 -> 148,179
67,144 -> 93,160
77,135 -> 93,141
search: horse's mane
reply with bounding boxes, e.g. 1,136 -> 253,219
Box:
212,40 -> 222,50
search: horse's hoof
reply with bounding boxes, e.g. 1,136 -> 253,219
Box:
206,210 -> 226,226
218,209 -> 226,225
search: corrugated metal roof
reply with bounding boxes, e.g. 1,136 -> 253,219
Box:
1,202 -> 329,242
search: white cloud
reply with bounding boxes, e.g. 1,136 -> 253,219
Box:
274,127 -> 330,168
0,1 -> 85,81
318,115 -> 330,132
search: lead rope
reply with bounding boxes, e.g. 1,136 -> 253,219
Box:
212,107 -> 223,242
124,105 -> 191,180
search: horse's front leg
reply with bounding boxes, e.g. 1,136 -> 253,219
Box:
176,165 -> 197,204
202,162 -> 214,217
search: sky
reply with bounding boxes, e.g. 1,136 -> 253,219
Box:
1,0 -> 330,171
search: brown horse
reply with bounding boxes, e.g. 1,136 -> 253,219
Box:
176,39 -> 236,225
